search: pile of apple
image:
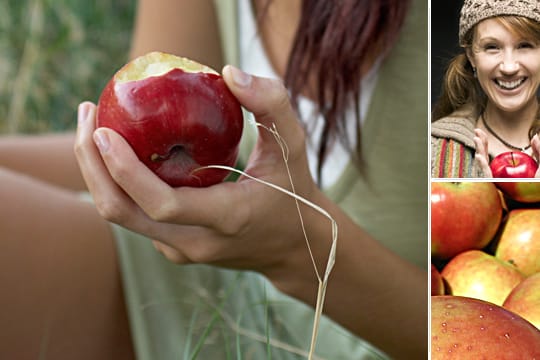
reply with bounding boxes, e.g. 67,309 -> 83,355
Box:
431,182 -> 540,359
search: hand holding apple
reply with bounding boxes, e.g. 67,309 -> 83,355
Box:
490,151 -> 538,178
96,52 -> 244,187
75,63 -> 324,284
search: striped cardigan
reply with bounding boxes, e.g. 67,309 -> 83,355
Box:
431,105 -> 484,178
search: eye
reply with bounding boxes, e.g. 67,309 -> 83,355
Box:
517,41 -> 535,49
483,43 -> 499,51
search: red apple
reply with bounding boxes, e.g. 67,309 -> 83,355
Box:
431,296 -> 540,359
495,209 -> 540,276
431,182 -> 503,260
503,272 -> 540,330
490,151 -> 538,178
441,250 -> 525,306
495,181 -> 540,203
96,51 -> 244,187
431,264 -> 445,296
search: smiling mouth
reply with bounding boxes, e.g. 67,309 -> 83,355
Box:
495,77 -> 526,90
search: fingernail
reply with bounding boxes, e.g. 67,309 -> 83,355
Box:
93,129 -> 109,153
78,103 -> 90,124
229,65 -> 252,88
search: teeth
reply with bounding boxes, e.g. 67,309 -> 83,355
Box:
496,78 -> 525,90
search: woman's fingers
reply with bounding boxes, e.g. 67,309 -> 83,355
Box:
74,102 -> 175,239
473,129 -> 493,178
222,65 -> 306,156
531,134 -> 540,178
91,120 -> 250,235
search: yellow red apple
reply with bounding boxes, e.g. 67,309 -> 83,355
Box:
441,250 -> 525,306
495,209 -> 540,276
495,181 -> 540,203
431,296 -> 540,359
431,264 -> 445,296
96,51 -> 244,187
431,182 -> 503,260
503,272 -> 540,330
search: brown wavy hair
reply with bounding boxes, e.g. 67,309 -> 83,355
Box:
259,0 -> 411,182
432,16 -> 540,139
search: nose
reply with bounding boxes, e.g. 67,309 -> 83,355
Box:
500,61 -> 519,73
499,52 -> 520,73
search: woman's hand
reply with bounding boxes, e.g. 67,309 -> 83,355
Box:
475,129 -> 540,178
473,128 -> 493,177
75,66 -> 428,358
532,134 -> 540,178
75,65 -> 325,278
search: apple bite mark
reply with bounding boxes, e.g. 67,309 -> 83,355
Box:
114,52 -> 218,83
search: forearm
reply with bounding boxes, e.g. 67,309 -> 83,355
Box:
130,0 -> 223,69
0,132 -> 86,191
268,189 -> 428,359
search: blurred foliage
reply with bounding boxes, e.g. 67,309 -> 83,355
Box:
0,0 -> 135,134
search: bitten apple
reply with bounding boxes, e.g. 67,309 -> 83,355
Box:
490,151 -> 538,178
431,182 -> 503,260
496,209 -> 540,276
431,296 -> 540,359
96,51 -> 244,187
503,272 -> 540,330
441,250 -> 525,306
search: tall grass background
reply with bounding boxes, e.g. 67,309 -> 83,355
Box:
0,0 -> 134,134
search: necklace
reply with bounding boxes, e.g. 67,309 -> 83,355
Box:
480,113 -> 531,152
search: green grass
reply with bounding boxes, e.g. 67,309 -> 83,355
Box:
0,0 -> 135,133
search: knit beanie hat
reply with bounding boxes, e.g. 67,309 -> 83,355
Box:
459,0 -> 540,44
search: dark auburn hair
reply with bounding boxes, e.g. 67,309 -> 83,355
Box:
259,0 -> 411,181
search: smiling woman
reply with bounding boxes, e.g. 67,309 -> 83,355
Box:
431,0 -> 540,178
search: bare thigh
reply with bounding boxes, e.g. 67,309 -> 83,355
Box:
0,167 -> 134,360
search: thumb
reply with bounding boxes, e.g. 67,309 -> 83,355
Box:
222,65 -> 305,148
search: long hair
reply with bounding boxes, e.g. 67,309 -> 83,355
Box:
258,0 -> 411,181
432,16 -> 540,138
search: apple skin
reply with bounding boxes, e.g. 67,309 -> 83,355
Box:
503,272 -> 540,330
495,181 -> 540,203
431,296 -> 540,359
490,151 -> 538,178
431,264 -> 445,296
441,250 -> 525,306
431,182 -> 503,260
97,53 -> 244,187
495,209 -> 540,276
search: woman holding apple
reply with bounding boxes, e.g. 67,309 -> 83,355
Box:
432,0 -> 540,178
0,0 -> 428,359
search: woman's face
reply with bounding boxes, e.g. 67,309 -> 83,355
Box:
468,18 -> 540,113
